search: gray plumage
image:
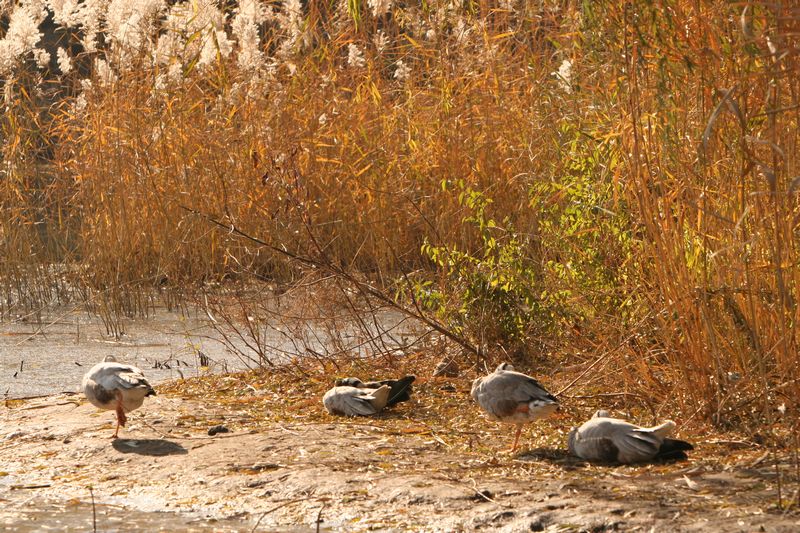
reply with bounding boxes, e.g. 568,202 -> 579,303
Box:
568,410 -> 693,464
471,363 -> 559,452
322,385 -> 391,417
82,355 -> 156,438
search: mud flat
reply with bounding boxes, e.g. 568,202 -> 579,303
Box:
2,387 -> 799,532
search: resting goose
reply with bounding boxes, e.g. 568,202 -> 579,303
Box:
323,384 -> 391,416
334,375 -> 415,407
82,355 -> 156,438
471,363 -> 559,452
568,410 -> 693,464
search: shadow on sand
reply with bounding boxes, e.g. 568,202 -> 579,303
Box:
515,447 -> 577,465
112,438 -> 188,456
517,447 -> 692,468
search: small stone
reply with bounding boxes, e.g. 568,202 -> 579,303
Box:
471,489 -> 493,501
491,510 -> 515,522
529,517 -> 546,531
433,359 -> 460,377
208,425 -> 230,436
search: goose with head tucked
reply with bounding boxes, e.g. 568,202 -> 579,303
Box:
323,384 -> 392,417
334,375 -> 415,407
568,410 -> 693,464
471,363 -> 559,453
82,355 -> 156,439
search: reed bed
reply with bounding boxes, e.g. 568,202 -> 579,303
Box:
0,1 -> 798,430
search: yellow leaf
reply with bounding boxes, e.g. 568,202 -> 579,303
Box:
354,163 -> 373,177
492,31 -> 516,40
404,34 -> 421,48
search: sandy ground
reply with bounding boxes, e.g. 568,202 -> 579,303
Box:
2,390 -> 799,532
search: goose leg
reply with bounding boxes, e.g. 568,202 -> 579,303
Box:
113,391 -> 127,439
510,424 -> 523,453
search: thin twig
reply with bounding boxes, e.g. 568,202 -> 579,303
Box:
564,392 -> 642,400
179,205 -> 481,358
315,504 -> 325,533
89,486 -> 97,533
250,498 -> 306,532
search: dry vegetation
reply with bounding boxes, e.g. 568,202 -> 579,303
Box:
1,1 -> 800,440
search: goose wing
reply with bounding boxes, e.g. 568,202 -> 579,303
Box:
503,370 -> 557,404
571,417 -> 664,463
475,369 -> 557,418
323,386 -> 381,416
90,362 -> 153,392
335,376 -> 416,406
383,375 -> 415,406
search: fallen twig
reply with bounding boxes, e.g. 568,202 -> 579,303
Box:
89,486 -> 97,533
315,504 -> 325,533
251,498 -> 307,532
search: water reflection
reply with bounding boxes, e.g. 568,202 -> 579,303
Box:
0,498 -> 252,532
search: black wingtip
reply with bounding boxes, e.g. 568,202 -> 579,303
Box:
386,375 -> 416,406
665,438 -> 694,451
656,438 -> 693,460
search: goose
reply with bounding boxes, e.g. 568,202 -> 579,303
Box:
471,363 -> 559,452
82,355 -> 156,438
568,410 -> 694,464
322,384 -> 392,416
334,375 -> 415,407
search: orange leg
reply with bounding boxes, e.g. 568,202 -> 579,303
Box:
510,424 -> 523,453
113,391 -> 127,439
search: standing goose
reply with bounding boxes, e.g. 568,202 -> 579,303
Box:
82,355 -> 156,438
323,384 -> 392,417
334,375 -> 415,407
471,363 -> 559,452
568,410 -> 693,464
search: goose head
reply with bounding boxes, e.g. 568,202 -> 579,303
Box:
335,377 -> 364,387
567,427 -> 578,453
470,376 -> 483,401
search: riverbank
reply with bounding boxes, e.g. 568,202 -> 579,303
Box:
2,364 -> 798,532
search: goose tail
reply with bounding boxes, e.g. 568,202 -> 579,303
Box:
386,375 -> 416,406
642,420 -> 676,439
655,438 -> 693,460
369,385 -> 392,411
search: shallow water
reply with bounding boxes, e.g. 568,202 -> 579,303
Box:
0,496 -> 332,532
0,307 -> 252,399
0,304 -> 421,399
0,497 -> 248,532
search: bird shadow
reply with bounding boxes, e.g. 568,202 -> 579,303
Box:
112,438 -> 188,456
515,447 -> 582,466
516,447 -> 691,468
